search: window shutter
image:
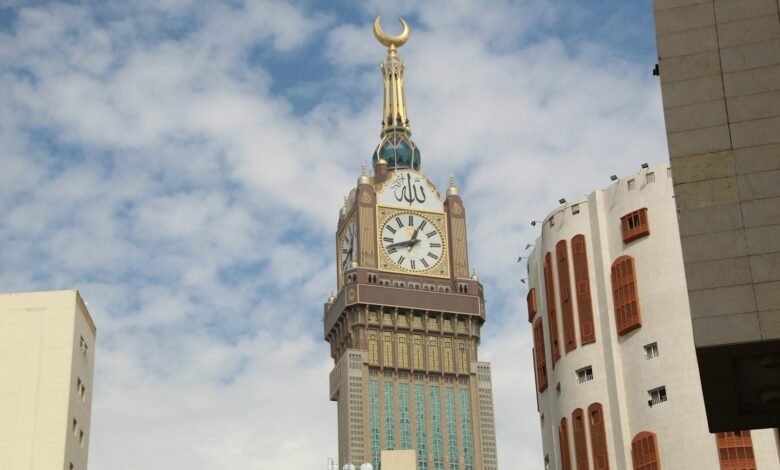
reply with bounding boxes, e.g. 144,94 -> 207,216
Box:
557,240 -> 577,352
559,418 -> 572,470
631,431 -> 660,470
572,408 -> 590,470
588,403 -> 609,470
611,256 -> 642,335
572,235 -> 596,344
544,253 -> 561,364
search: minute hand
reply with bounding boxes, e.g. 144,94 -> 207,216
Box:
385,239 -> 419,249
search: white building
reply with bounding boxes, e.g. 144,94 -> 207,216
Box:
525,165 -> 780,469
0,290 -> 96,470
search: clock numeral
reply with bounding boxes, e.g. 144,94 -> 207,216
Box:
408,215 -> 414,226
420,259 -> 429,268
383,237 -> 394,243
395,217 -> 404,228
430,243 -> 441,248
386,226 -> 397,234
397,255 -> 406,265
387,247 -> 398,254
410,260 -> 416,270
428,252 -> 439,260
426,230 -> 437,238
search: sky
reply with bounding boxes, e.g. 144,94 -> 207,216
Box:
0,0 -> 669,468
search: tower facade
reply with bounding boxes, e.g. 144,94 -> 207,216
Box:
324,17 -> 498,470
0,290 -> 96,470
525,165 -> 779,469
650,0 -> 780,432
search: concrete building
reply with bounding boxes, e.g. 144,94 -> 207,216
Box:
650,0 -> 780,431
0,290 -> 96,470
324,17 -> 498,470
526,165 -> 779,469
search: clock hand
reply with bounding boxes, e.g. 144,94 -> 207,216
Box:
385,239 -> 417,249
408,228 -> 420,252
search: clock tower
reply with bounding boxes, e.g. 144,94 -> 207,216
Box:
324,17 -> 498,470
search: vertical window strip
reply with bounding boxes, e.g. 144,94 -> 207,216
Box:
559,418 -> 572,470
369,332 -> 379,365
572,408 -> 590,470
413,335 -> 424,369
572,235 -> 596,344
369,380 -> 380,469
457,341 -> 467,373
415,384 -> 428,470
384,382 -> 395,449
460,389 -> 474,470
430,385 -> 444,470
443,339 -> 454,372
611,256 -> 641,335
445,388 -> 458,469
556,240 -> 577,352
429,337 -> 440,371
384,332 -> 394,367
398,334 -> 409,368
533,318 -> 548,392
544,253 -> 561,364
588,403 -> 610,470
399,384 -> 411,449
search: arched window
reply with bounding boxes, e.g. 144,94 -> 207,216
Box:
631,431 -> 660,470
556,240 -> 577,352
532,318 -> 548,393
572,408 -> 590,470
544,252 -> 561,364
716,431 -> 756,470
572,235 -> 596,344
611,256 -> 641,335
559,417 -> 572,470
588,403 -> 609,470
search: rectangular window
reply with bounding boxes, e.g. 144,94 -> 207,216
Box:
443,339 -> 454,373
644,342 -> 659,359
430,386 -> 444,470
621,208 -> 650,243
646,172 -> 655,183
368,332 -> 379,365
576,366 -> 593,384
79,430 -> 84,447
384,382 -> 395,450
571,204 -> 580,215
414,384 -> 428,469
384,312 -> 394,326
383,333 -> 394,367
648,386 -> 667,406
443,318 -> 453,332
627,179 -> 636,190
427,317 -> 438,330
413,315 -> 423,329
611,256 -> 642,335
397,314 -> 408,327
457,341 -> 468,373
429,337 -> 440,371
72,418 -> 77,435
399,383 -> 411,449
413,336 -> 424,369
369,311 -> 378,323
369,381 -> 381,469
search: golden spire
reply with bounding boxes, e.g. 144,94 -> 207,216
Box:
371,16 -> 422,172
374,16 -> 411,135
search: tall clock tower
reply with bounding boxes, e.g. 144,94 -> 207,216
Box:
324,17 -> 498,470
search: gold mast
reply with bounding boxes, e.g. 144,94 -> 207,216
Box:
372,16 -> 421,172
374,16 -> 411,135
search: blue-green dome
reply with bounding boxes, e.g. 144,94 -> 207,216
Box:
372,132 -> 421,171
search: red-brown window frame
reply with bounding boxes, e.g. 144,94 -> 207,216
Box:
631,431 -> 660,470
588,403 -> 609,470
559,417 -> 573,470
572,235 -> 596,344
556,240 -> 577,353
611,255 -> 642,336
572,408 -> 590,470
527,288 -> 538,323
716,431 -> 757,470
621,208 -> 650,243
544,252 -> 561,365
532,317 -> 548,393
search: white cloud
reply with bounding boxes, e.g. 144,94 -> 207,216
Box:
0,0 -> 668,468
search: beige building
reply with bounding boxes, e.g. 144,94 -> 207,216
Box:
324,17 -> 498,470
0,290 -> 96,470
650,0 -> 780,431
526,166 -> 779,469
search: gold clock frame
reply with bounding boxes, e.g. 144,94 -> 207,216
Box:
336,212 -> 357,288
375,205 -> 450,278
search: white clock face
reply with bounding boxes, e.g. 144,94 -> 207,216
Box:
340,220 -> 357,272
380,212 -> 444,272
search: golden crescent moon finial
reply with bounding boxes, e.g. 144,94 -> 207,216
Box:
373,15 -> 410,49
